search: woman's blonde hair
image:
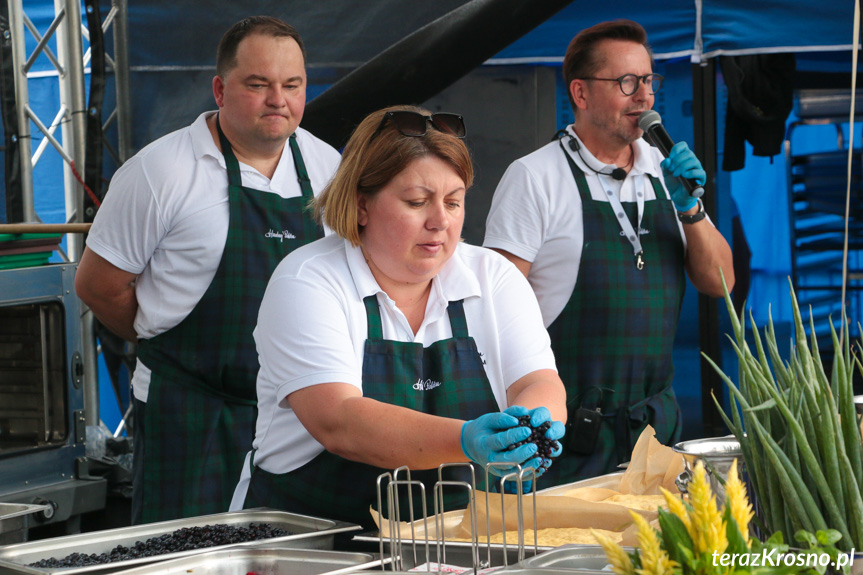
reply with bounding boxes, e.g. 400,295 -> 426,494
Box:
313,105 -> 473,245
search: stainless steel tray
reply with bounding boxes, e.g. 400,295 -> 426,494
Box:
107,547 -> 378,575
354,470 -> 627,558
335,568 -> 602,575
352,533 -> 545,569
0,508 -> 360,575
0,504 -> 54,546
514,544 -> 632,571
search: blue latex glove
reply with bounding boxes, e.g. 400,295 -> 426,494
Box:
461,412 -> 538,476
503,477 -> 535,494
504,406 -> 565,477
660,141 -> 706,212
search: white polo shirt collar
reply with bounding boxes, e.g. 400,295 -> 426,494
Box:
565,124 -> 661,180
345,238 -> 483,333
188,111 -> 293,196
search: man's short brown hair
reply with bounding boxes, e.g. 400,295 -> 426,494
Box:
562,19 -> 652,109
216,16 -> 306,77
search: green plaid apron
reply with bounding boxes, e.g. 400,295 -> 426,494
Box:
540,147 -> 684,486
135,117 -> 323,523
243,296 -> 499,529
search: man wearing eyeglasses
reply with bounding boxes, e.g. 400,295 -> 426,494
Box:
75,16 -> 341,523
483,19 -> 733,484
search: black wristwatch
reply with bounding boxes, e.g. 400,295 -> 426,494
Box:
677,199 -> 706,224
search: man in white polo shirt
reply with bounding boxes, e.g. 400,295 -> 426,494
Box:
484,19 -> 734,485
75,16 -> 340,524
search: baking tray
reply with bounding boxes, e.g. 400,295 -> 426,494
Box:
513,543 -> 635,571
0,504 -> 52,536
335,568 -> 604,575
107,547 -> 379,575
0,508 -> 360,575
0,504 -> 54,546
353,471 -> 623,569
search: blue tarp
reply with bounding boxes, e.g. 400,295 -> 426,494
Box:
495,0 -> 854,62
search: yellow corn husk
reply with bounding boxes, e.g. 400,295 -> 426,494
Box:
688,461 -> 728,555
592,528 -> 635,575
723,459 -> 754,541
660,486 -> 692,533
630,511 -> 677,575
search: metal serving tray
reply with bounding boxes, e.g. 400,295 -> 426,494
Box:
0,508 -> 360,575
514,544 -> 629,571
0,504 -> 53,546
107,547 -> 379,575
336,568 -> 602,575
354,470 -> 626,560
0,504 -> 52,535
372,539 -> 544,570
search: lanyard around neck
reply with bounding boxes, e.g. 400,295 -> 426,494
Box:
559,138 -> 646,270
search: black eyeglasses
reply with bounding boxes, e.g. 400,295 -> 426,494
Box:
370,111 -> 466,142
578,73 -> 664,96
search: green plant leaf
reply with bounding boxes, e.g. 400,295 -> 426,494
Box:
795,529 -> 818,548
745,398 -> 778,412
657,508 -> 693,565
724,507 -> 750,556
815,529 -> 842,546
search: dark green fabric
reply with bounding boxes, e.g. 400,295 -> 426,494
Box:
244,297 -> 499,530
136,118 -> 323,523
541,147 -> 685,487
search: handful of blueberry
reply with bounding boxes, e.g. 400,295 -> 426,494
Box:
508,415 -> 561,464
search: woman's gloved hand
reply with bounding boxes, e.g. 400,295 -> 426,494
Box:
461,412 -> 538,476
503,476 -> 535,494
503,406 -> 565,479
660,141 -> 706,212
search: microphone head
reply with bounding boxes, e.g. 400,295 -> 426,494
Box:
638,110 -> 662,132
611,168 -> 626,181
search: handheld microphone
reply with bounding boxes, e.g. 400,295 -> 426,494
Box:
638,110 -> 704,199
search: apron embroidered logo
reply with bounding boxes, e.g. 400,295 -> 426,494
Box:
265,229 -> 297,242
413,378 -> 442,391
619,227 -> 650,237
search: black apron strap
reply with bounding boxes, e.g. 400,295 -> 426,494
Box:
288,134 -> 314,199
364,295 -> 383,339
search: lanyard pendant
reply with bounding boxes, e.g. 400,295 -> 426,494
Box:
635,252 -> 645,270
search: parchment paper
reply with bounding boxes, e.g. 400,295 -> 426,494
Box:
372,424 -> 686,544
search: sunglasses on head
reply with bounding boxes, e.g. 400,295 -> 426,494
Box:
370,111 -> 466,142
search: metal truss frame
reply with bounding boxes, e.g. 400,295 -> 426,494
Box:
5,0 -> 131,426
6,0 -> 130,257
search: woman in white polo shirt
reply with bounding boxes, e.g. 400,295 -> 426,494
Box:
230,105 -> 567,528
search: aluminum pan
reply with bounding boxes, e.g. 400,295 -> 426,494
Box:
0,505 -> 52,536
335,569 -> 606,575
350,534 -> 545,570
515,543 -> 635,571
0,508 -> 360,575
355,470 -> 626,554
106,547 -> 378,575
